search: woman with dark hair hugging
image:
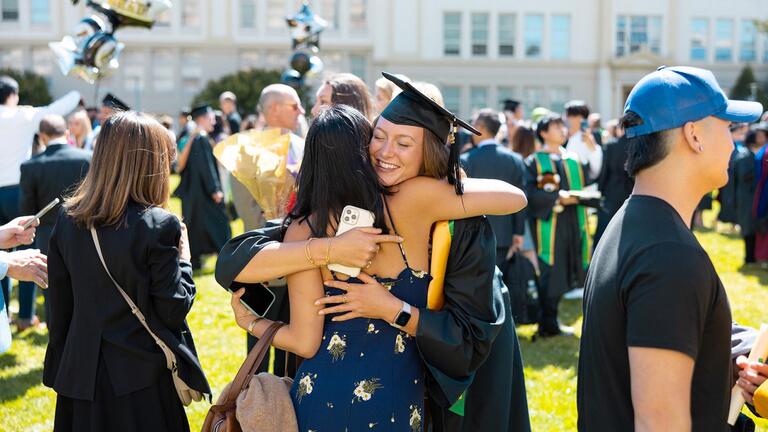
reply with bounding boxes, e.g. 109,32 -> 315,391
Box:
225,103 -> 525,431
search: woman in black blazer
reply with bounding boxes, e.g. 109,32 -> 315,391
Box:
43,111 -> 209,432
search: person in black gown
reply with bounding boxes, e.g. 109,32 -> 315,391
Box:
173,105 -> 231,269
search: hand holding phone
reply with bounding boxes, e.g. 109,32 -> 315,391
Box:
22,198 -> 60,230
229,282 -> 277,318
328,205 -> 376,277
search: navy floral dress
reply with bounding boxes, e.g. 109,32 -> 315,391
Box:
290,221 -> 429,432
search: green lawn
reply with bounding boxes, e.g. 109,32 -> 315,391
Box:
1,200 -> 767,431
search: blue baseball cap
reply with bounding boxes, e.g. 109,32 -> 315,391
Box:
624,66 -> 763,138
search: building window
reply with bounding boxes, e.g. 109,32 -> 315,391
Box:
548,86 -> 570,112
181,50 -> 203,92
616,15 -> 662,57
690,18 -> 708,61
240,0 -> 256,29
471,13 -> 489,56
182,0 -> 200,28
30,0 -> 49,25
31,47 -> 52,78
764,33 -> 768,63
469,86 -> 488,114
442,86 -> 461,116
152,49 -> 175,92
266,0 -> 285,30
715,19 -> 734,62
522,86 -> 545,115
239,50 -> 260,70
315,0 -> 339,31
524,14 -> 544,59
740,19 -> 756,62
1,0 -> 19,22
498,14 -> 516,57
154,7 -> 171,27
349,54 -> 367,82
349,0 -> 366,33
550,15 -> 570,60
122,51 -> 146,92
443,12 -> 461,56
498,86 -> 517,108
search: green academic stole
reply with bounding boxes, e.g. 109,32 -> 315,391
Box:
534,152 -> 592,269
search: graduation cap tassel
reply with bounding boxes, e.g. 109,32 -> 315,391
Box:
448,121 -> 464,195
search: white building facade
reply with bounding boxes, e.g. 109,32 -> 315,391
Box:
0,0 -> 767,119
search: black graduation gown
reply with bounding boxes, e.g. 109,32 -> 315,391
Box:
173,133 -> 231,261
595,137 -> 633,245
524,154 -> 588,298
214,217 -> 531,432
733,147 -> 758,236
718,147 -> 743,224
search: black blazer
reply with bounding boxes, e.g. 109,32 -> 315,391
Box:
597,137 -> 634,217
43,203 -> 210,401
460,142 -> 527,248
19,142 -> 91,254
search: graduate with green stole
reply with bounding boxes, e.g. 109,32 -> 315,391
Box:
524,113 -> 595,338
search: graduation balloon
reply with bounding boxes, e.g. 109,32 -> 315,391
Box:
289,50 -> 312,75
285,1 -> 327,49
71,0 -> 172,29
281,69 -> 304,90
54,0 -> 172,83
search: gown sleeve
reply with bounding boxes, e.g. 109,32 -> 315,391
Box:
214,224 -> 284,291
415,217 -> 505,407
524,156 -> 559,220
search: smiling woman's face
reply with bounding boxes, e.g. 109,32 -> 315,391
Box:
369,117 -> 424,187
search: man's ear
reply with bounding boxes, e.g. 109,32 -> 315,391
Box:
681,122 -> 702,153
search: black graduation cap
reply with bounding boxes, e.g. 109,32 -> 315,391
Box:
102,93 -> 129,111
379,71 -> 479,195
190,104 -> 213,119
502,98 -> 521,112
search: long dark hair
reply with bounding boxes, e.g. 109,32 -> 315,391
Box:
287,105 -> 388,237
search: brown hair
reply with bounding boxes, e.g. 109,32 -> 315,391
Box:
326,73 -> 373,120
372,115 -> 450,180
65,111 -> 176,227
511,125 -> 536,158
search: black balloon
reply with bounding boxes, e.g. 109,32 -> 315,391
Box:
289,51 -> 311,75
281,69 -> 304,90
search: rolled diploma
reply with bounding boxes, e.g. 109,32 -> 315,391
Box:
728,323 -> 768,425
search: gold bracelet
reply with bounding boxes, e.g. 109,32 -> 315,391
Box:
247,317 -> 262,335
324,237 -> 333,266
305,238 -> 318,266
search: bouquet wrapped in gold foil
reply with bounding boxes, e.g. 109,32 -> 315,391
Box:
213,128 -> 294,220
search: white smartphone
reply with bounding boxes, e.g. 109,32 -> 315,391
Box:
327,205 -> 376,277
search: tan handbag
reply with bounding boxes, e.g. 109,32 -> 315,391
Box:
201,321 -> 298,432
90,227 -> 205,406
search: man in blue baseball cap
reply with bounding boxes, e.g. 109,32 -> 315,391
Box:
577,66 -> 763,432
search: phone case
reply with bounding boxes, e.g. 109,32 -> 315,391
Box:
328,205 -> 376,277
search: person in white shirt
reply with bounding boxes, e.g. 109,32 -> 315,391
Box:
0,216 -> 46,354
0,76 -> 78,322
564,100 -> 603,180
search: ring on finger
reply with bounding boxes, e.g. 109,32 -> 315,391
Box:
365,260 -> 373,269
342,294 -> 348,303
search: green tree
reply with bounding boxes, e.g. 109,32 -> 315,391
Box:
191,68 -> 310,115
730,65 -> 768,109
0,68 -> 52,106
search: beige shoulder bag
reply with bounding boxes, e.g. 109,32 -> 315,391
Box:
90,227 -> 204,406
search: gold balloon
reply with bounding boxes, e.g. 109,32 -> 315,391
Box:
213,129 -> 295,220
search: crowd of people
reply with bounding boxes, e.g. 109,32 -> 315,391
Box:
0,62 -> 768,431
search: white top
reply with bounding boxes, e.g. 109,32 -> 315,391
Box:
0,91 -> 81,188
566,132 -> 603,180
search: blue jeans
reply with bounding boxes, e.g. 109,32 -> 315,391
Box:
0,185 -> 37,321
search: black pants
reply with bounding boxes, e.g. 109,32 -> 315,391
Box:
537,261 -> 564,334
745,234 -> 756,264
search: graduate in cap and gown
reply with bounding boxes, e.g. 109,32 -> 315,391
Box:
526,113 -> 597,337
216,72 -> 531,431
92,93 -> 129,145
173,105 -> 231,269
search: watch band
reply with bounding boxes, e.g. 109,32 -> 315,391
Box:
390,301 -> 412,330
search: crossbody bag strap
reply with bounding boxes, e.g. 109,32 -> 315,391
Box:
89,227 -> 176,371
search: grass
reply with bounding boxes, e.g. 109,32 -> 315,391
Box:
1,195 -> 767,431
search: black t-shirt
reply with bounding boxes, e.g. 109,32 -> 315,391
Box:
577,195 -> 732,432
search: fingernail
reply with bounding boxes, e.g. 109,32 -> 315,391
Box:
314,301 -> 320,305
331,318 -> 337,322
318,311 -> 324,315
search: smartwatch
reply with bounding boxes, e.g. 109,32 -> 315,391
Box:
390,302 -> 412,330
